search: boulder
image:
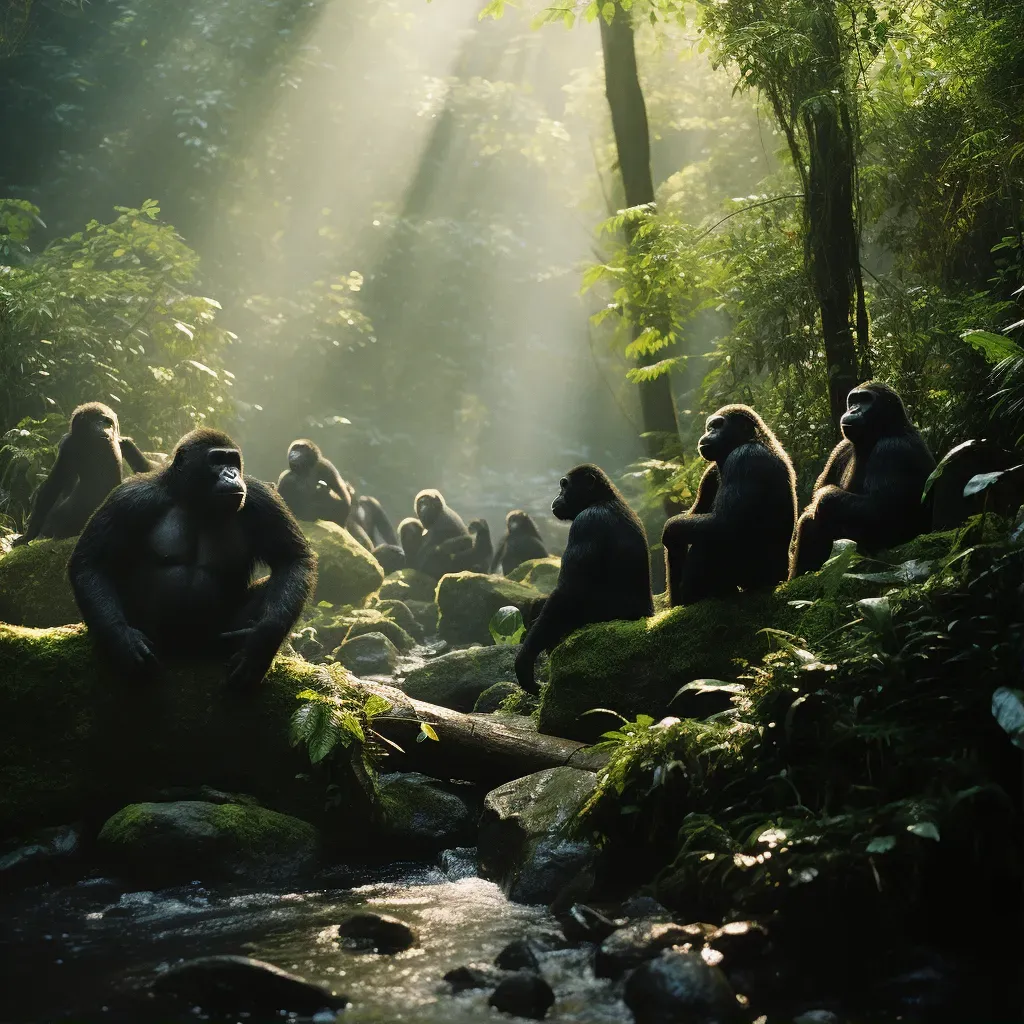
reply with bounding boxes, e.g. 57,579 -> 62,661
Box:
436,572 -> 545,646
623,950 -> 740,1024
373,599 -> 424,641
478,766 -> 598,905
379,569 -> 437,603
495,938 -> 541,972
0,623 -> 359,836
337,912 -> 417,953
489,973 -> 555,1020
0,823 -> 81,884
378,772 -> 477,851
333,632 -> 400,676
96,800 -> 319,884
406,598 -> 439,635
401,645 -> 520,711
314,607 -> 414,653
0,537 -> 80,627
597,921 -> 710,978
302,520 -> 383,607
507,557 -> 561,595
444,964 -> 504,993
474,681 -> 525,714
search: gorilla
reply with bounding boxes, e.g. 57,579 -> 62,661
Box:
276,439 -> 359,534
662,405 -> 797,606
514,465 -> 653,692
790,382 -> 936,577
411,489 -> 470,578
491,510 -> 548,575
14,402 -> 154,545
354,495 -> 399,548
69,428 -> 316,689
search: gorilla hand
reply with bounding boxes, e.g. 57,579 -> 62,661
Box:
110,625 -> 162,680
514,645 -> 538,694
225,630 -> 279,691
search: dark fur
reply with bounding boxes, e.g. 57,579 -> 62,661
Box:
276,438 -> 353,529
16,402 -> 154,544
790,382 -> 936,577
514,464 -> 653,692
69,427 -> 316,688
355,495 -> 399,547
411,488 -> 470,579
662,405 -> 797,605
491,510 -> 548,575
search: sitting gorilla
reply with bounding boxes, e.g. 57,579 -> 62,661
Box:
69,428 -> 316,689
662,405 -> 797,606
515,465 -> 653,692
354,495 -> 399,547
276,439 -> 361,536
491,510 -> 548,575
411,488 -> 471,579
790,382 -> 936,577
15,402 -> 154,545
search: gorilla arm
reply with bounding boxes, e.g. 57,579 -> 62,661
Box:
17,433 -> 76,544
119,436 -> 157,474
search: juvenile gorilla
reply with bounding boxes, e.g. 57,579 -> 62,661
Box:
790,382 -> 936,577
15,402 -> 154,544
411,489 -> 471,579
514,465 -> 653,692
276,439 -> 356,531
491,510 -> 548,575
662,405 -> 797,606
354,495 -> 399,547
69,428 -> 316,689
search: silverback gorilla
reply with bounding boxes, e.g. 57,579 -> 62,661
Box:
662,405 -> 797,605
790,382 -> 935,577
514,465 -> 653,692
15,402 -> 154,545
69,428 -> 316,689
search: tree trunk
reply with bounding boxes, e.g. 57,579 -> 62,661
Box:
599,6 -> 679,458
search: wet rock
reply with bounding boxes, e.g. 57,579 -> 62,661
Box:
150,954 -> 347,1016
374,598 -> 425,641
435,572 -> 545,646
378,772 -> 477,852
338,912 -> 417,953
151,785 -> 260,806
0,537 -> 80,627
596,921 -> 709,978
96,801 -> 319,885
473,681 -> 524,713
0,823 -> 80,883
444,964 -> 503,993
557,903 -> 624,944
290,624 -> 326,662
317,608 -> 414,653
706,919 -> 771,967
619,894 -> 673,921
379,568 -> 437,603
406,598 -> 439,635
478,767 -> 598,906
489,972 -> 555,1020
495,938 -> 540,972
402,644 -> 520,711
334,631 -> 400,675
623,950 -> 740,1024
506,557 -> 561,595
302,520 -> 384,607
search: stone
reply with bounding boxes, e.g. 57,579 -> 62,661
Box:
302,520 -> 383,607
596,921 -> 709,978
489,972 -> 555,1020
334,632 -> 400,676
435,572 -> 545,645
150,955 -> 347,1016
401,644 -> 520,711
473,681 -> 525,714
374,598 -> 424,641
0,537 -> 80,626
379,568 -> 437,603
706,920 -> 771,967
557,904 -> 624,945
96,801 -> 319,885
623,950 -> 741,1024
0,823 -> 81,883
405,598 -> 439,635
494,938 -> 540,972
444,964 -> 503,993
478,767 -> 598,906
315,607 -> 414,654
378,772 -> 477,852
507,557 -> 561,595
337,912 -> 417,953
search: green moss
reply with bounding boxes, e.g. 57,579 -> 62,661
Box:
436,572 -> 545,645
379,569 -> 437,603
0,538 -> 80,627
301,520 -> 384,607
507,557 -> 561,595
373,599 -> 424,641
344,615 -> 414,652
402,645 -> 520,711
313,607 -> 414,652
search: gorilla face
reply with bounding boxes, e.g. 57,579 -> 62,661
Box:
551,467 -> 602,521
839,388 -> 875,444
287,441 -> 318,474
415,490 -> 443,527
697,410 -> 755,464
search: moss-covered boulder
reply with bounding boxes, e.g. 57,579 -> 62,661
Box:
0,538 -> 80,627
473,681 -> 525,714
373,599 -> 424,642
507,557 -> 561,595
401,645 -> 520,711
312,607 -> 414,653
96,800 -> 319,885
0,624 -> 358,836
406,599 -> 439,635
334,632 -> 400,676
436,572 -> 546,646
302,520 -> 383,607
378,773 -> 477,852
379,569 -> 437,604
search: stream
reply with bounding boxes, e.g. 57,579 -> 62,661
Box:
0,850 -> 629,1024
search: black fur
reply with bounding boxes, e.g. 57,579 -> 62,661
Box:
411,489 -> 470,579
355,495 -> 399,547
69,427 -> 316,689
276,438 -> 354,529
514,465 -> 653,692
16,402 -> 154,544
791,382 -> 936,577
662,405 -> 797,605
491,510 -> 548,575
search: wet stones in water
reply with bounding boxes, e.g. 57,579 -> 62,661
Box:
557,903 -> 624,945
489,973 -> 555,1020
494,938 -> 540,972
0,823 -> 80,884
338,912 -> 417,953
150,955 -> 348,1016
624,950 -> 740,1024
379,773 -> 478,853
443,964 -> 504,993
596,920 -> 711,978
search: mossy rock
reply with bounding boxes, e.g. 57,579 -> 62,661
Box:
373,599 -> 424,642
473,682 -> 524,714
401,645 -> 520,712
406,599 -> 439,635
507,557 -> 561,595
96,800 -> 319,885
333,632 -> 400,676
301,520 -> 383,608
314,608 -> 414,654
378,773 -> 477,852
436,572 -> 546,646
379,569 -> 437,604
0,538 -> 80,627
0,623 -> 360,837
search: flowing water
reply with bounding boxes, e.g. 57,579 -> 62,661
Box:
0,851 -> 629,1024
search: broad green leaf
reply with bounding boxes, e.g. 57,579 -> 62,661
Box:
866,835 -> 896,853
961,329 -> 1024,363
991,687 -> 1024,749
489,605 -> 526,645
364,694 -> 393,720
856,596 -> 892,632
417,722 -> 439,743
673,679 -> 745,702
906,821 -> 940,841
963,465 -> 1024,497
